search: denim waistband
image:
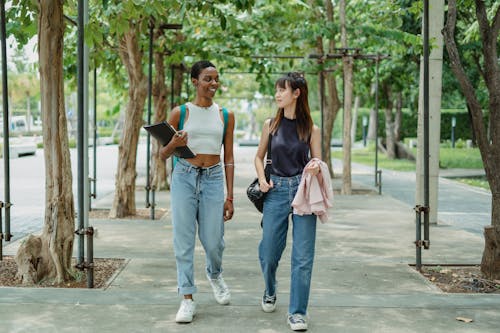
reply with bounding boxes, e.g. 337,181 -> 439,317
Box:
270,173 -> 302,186
177,158 -> 222,172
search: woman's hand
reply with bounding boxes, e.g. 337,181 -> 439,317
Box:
305,160 -> 320,176
259,179 -> 273,193
223,199 -> 234,222
159,131 -> 188,160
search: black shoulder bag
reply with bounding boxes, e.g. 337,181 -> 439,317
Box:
246,131 -> 272,213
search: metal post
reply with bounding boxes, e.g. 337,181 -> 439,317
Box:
170,65 -> 175,173
415,206 -> 422,271
374,55 -> 380,186
319,70 -> 325,160
76,0 -> 85,268
145,20 -> 154,219
86,227 -> 94,288
1,0 -> 12,243
92,66 -> 97,202
0,201 -> 3,257
451,116 -> 456,148
377,170 -> 382,195
362,116 -> 367,147
423,0 -> 430,249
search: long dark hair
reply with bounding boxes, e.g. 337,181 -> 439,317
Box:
191,60 -> 216,79
270,72 -> 313,142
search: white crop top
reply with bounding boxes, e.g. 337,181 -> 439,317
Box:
183,102 -> 224,155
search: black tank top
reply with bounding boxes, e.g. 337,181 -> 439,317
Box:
270,117 -> 310,177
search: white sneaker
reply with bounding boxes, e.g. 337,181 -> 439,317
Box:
175,299 -> 196,323
207,273 -> 231,305
261,294 -> 277,313
287,313 -> 308,331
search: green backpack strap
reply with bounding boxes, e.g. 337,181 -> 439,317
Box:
221,107 -> 228,144
172,104 -> 187,169
179,104 -> 186,130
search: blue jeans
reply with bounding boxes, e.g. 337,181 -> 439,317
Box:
259,174 -> 317,315
171,158 -> 225,295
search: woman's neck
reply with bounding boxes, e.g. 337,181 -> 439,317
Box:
284,107 -> 296,119
193,97 -> 213,108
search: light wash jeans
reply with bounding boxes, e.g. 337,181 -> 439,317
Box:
171,158 -> 225,295
259,173 -> 317,315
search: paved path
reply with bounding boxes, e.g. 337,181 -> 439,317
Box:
1,145 -> 499,332
340,160 -> 491,235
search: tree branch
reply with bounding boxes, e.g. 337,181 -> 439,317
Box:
443,0 -> 489,152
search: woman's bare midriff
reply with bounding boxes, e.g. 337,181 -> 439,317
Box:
186,154 -> 221,168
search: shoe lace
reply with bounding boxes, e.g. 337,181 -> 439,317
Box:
290,314 -> 305,324
178,302 -> 190,315
213,276 -> 229,294
263,295 -> 276,304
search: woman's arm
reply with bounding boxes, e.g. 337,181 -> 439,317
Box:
310,125 -> 322,159
159,106 -> 186,160
305,125 -> 323,175
254,118 -> 273,192
223,110 -> 235,221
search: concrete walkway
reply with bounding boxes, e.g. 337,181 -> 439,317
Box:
1,146 -> 499,332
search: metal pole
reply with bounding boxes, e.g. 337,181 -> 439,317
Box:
92,66 -> 97,202
319,70 -> 325,160
1,0 -> 12,243
415,206 -> 422,271
86,227 -> 94,288
76,0 -> 85,267
451,116 -> 456,148
374,56 -> 380,186
170,65 -> 175,173
0,201 -> 3,257
423,0 -> 430,249
145,20 -> 153,218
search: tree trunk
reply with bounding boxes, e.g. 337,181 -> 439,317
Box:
443,0 -> 500,278
110,27 -> 148,218
367,108 -> 377,140
350,96 -> 359,144
171,63 -> 185,108
313,0 -> 341,179
383,85 -> 396,159
151,29 -> 168,191
481,224 -> 500,279
15,0 -> 75,285
340,0 -> 352,195
394,92 -> 403,142
325,0 -> 341,179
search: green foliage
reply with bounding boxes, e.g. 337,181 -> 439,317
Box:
439,147 -> 483,169
456,177 -> 489,190
332,146 -> 416,172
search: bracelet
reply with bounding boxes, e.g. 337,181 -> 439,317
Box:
224,163 -> 234,167
226,197 -> 233,202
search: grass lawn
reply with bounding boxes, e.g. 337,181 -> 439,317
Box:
333,145 -> 483,172
454,177 -> 489,190
332,148 -> 416,172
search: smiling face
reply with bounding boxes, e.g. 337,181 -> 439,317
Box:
193,66 -> 219,99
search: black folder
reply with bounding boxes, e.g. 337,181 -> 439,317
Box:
143,122 -> 196,158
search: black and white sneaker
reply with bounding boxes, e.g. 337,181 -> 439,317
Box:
261,294 -> 277,312
287,313 -> 308,331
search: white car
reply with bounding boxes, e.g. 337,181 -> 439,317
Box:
8,137 -> 37,158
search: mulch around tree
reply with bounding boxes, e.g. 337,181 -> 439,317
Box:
0,257 -> 126,289
419,265 -> 500,294
0,209 -> 168,289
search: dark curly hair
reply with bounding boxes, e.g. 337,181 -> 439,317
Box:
190,60 -> 216,79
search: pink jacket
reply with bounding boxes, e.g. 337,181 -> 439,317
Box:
292,158 -> 334,223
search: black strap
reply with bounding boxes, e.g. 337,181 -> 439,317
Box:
264,120 -> 273,182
